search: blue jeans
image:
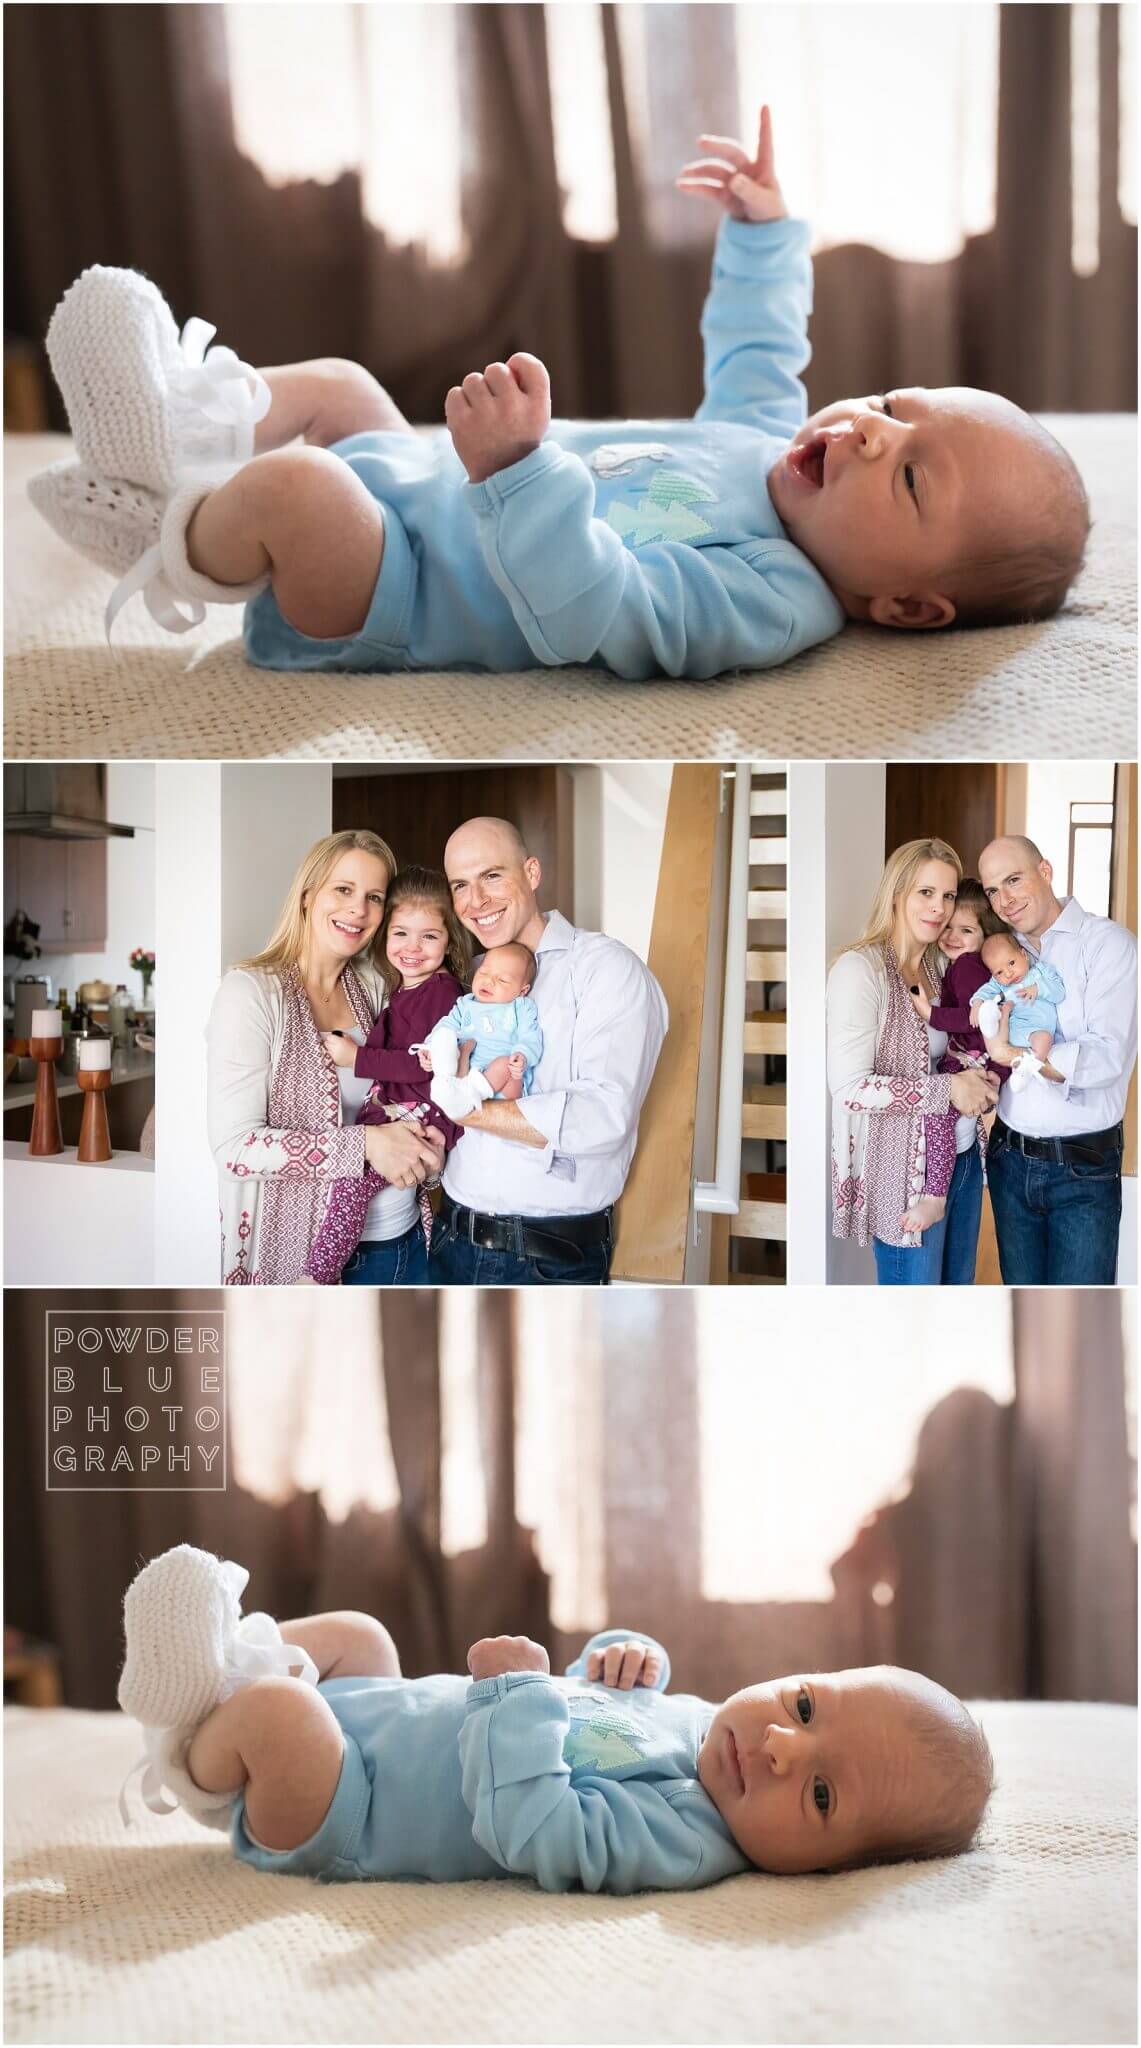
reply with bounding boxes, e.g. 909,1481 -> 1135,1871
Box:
873,1145 -> 983,1287
341,1221 -> 430,1286
987,1132 -> 1122,1284
429,1210 -> 612,1285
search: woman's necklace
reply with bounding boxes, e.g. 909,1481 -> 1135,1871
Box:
301,967 -> 354,1029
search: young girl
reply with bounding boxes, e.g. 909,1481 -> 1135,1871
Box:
302,867 -> 470,1285
902,878 -> 1010,1240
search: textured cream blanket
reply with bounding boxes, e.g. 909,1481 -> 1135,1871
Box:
4,1700 -> 1135,2045
4,418 -> 1135,761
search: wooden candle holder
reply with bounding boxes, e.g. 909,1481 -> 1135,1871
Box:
77,1067 -> 113,1163
29,1036 -> 64,1156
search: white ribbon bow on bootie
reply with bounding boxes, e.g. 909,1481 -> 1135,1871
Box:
105,317 -> 272,641
117,1615 -> 319,1825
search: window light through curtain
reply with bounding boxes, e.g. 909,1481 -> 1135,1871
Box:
223,2 -> 466,262
696,1290 -> 1015,1604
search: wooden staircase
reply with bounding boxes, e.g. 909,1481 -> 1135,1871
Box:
713,770 -> 788,1282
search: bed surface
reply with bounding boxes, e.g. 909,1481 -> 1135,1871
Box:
4,1699 -> 1135,2045
4,418 -> 1135,761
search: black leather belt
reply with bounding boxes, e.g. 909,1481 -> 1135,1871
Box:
990,1117 -> 1123,1166
438,1193 -> 612,1260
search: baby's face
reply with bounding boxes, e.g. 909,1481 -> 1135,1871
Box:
768,387 -> 1040,621
983,938 -> 1030,986
698,1668 -> 941,1874
941,907 -> 985,958
471,947 -> 531,1004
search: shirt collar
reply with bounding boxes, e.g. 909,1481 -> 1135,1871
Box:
1039,895 -> 1085,943
537,908 -> 577,955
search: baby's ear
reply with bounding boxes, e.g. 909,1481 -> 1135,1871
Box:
869,592 -> 956,631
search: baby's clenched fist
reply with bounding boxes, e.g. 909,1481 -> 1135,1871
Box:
445,354 -> 552,484
467,1634 -> 551,1681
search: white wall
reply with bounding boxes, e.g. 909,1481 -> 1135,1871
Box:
1025,760 -> 1115,905
568,764 -> 672,961
19,763 -> 156,1003
787,764 -> 886,1286
154,764 -> 334,1286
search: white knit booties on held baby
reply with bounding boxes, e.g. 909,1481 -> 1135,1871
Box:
117,1544 -> 318,1830
1008,1051 -> 1044,1094
977,997 -> 1003,1040
28,460 -> 269,636
46,265 -> 270,494
421,1024 -> 495,1120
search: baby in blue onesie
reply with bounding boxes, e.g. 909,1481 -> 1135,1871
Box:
971,933 -> 1066,1092
417,941 -> 543,1122
34,110 -> 1089,682
118,1548 -> 994,1893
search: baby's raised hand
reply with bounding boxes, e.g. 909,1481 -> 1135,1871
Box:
506,1051 -> 527,1079
1021,983 -> 1038,1004
676,104 -> 788,223
445,353 -> 552,485
586,1639 -> 664,1691
322,1030 -> 358,1069
467,1634 -> 551,1681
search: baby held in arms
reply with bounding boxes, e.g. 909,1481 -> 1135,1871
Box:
31,107 -> 1088,682
117,1548 -> 994,1895
970,934 -> 1066,1092
416,942 -> 543,1122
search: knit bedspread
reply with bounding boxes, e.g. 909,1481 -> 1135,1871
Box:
4,1699 -> 1135,2044
4,417 -> 1134,760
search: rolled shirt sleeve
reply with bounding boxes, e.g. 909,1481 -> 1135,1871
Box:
1047,924 -> 1136,1102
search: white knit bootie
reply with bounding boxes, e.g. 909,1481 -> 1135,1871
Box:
977,997 -> 1003,1040
28,459 -> 269,636
46,265 -> 270,494
1008,1051 -> 1043,1094
117,1545 -> 318,1829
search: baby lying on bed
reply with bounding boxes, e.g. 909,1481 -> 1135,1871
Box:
118,1548 -> 993,1894
31,108 -> 1088,683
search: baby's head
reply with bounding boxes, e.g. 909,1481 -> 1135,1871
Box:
471,941 -> 536,1004
981,933 -> 1031,986
940,877 -> 1010,960
698,1665 -> 993,1875
768,388 -> 1089,630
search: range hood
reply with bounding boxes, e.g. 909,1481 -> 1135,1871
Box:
4,764 -> 135,841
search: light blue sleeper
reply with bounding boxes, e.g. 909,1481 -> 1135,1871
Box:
442,991 -> 544,1095
974,959 -> 1066,1045
231,1629 -> 749,1894
243,218 -> 844,680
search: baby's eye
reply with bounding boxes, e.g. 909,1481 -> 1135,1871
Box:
813,1777 -> 831,1816
904,463 -> 917,496
880,396 -> 894,417
796,1687 -> 812,1725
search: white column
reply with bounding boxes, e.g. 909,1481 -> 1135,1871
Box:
154,764 -> 224,1286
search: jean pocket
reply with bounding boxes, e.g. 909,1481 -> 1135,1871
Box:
1068,1149 -> 1122,1182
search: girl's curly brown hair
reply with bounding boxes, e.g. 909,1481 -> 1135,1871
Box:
378,865 -> 471,998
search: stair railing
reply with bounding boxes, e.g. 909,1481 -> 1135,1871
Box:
692,759 -> 751,1223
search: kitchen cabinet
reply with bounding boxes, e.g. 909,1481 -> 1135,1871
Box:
3,834 -> 107,950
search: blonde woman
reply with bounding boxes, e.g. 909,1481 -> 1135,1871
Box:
206,831 -> 444,1285
827,840 -> 1000,1286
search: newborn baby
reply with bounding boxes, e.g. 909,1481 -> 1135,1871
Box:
418,941 -> 544,1121
30,108 -> 1088,682
118,1548 -> 994,1894
971,933 -> 1066,1091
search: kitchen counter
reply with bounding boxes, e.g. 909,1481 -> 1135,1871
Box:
3,1042 -> 154,1110
4,1141 -> 154,1282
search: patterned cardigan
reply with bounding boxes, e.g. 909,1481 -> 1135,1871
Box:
826,942 -> 982,1250
206,962 -> 385,1285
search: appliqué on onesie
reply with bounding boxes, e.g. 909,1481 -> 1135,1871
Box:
606,469 -> 717,547
563,1706 -> 646,1774
589,442 -> 673,477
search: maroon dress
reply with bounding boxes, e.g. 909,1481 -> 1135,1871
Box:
305,971 -> 464,1284
923,952 -> 995,1199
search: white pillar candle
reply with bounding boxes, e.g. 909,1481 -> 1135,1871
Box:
79,1039 -> 113,1071
31,1009 -> 62,1037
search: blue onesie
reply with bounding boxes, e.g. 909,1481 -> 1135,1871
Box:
230,1629 -> 749,1894
442,992 -> 544,1095
243,218 -> 844,681
974,958 -> 1066,1045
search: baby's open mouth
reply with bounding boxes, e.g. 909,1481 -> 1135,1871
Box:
788,435 -> 827,489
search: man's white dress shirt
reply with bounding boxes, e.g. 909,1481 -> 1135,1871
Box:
442,910 -> 668,1217
999,897 -> 1137,1140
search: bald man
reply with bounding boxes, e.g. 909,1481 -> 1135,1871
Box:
429,816 -> 668,1284
977,835 -> 1136,1285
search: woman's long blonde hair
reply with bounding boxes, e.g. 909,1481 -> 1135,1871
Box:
836,837 -> 962,980
237,829 -> 397,979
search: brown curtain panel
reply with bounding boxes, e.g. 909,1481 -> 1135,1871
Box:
5,4 -> 1135,428
4,1289 -> 549,1708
